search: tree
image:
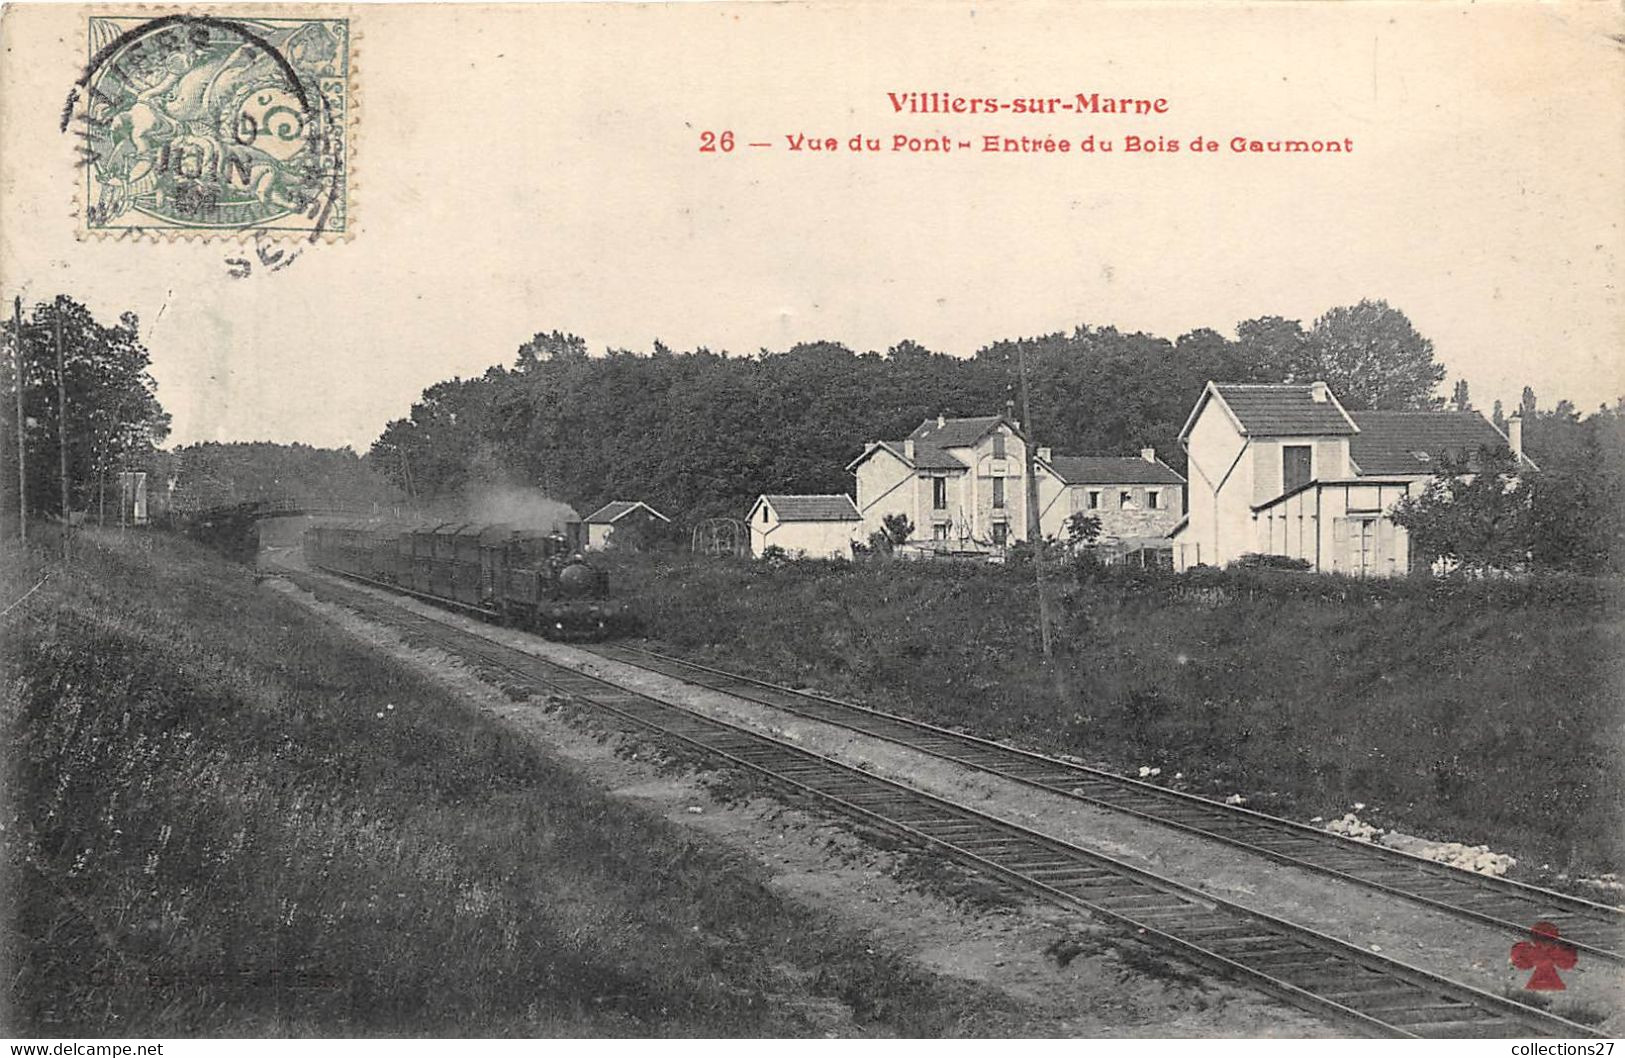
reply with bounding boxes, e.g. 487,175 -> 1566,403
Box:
2,295 -> 170,520
169,442 -> 402,509
1064,512 -> 1102,547
885,339 -> 939,363
1389,446 -> 1533,573
1523,400 -> 1625,573
1520,386 -> 1538,420
1309,300 -> 1446,410
515,330 -> 589,371
1451,379 -> 1472,411
881,512 -> 914,546
1234,316 -> 1319,383
1491,400 -> 1507,432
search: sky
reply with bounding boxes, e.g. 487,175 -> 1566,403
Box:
2,0 -> 1622,450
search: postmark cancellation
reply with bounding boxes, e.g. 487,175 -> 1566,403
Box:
73,12 -> 352,240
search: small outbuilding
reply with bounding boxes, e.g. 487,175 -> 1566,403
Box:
583,500 -> 672,550
748,494 -> 862,559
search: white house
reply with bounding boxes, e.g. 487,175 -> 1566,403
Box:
1173,381 -> 1533,575
582,500 -> 671,550
848,412 -> 1187,554
748,494 -> 863,558
1035,450 -> 1185,546
847,414 -> 1031,551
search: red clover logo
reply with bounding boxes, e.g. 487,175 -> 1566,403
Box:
1509,921 -> 1577,991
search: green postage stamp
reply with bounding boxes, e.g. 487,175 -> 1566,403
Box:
75,13 -> 351,239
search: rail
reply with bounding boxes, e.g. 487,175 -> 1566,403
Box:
584,642 -> 1625,965
283,566 -> 1606,1039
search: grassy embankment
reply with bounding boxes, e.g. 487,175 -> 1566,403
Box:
1,531 -> 1034,1036
611,554 -> 1625,875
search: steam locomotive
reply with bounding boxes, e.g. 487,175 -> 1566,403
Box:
303,520 -> 629,639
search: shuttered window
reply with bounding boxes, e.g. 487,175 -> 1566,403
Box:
1283,445 -> 1313,493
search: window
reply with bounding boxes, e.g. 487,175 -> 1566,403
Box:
992,476 -> 1006,509
1148,489 -> 1161,510
761,506 -> 769,523
992,433 -> 1006,459
933,523 -> 949,541
1120,489 -> 1135,509
992,523 -> 1008,547
1087,489 -> 1101,510
932,476 -> 947,510
1283,445 -> 1313,493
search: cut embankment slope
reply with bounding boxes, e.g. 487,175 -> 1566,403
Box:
610,554 -> 1625,878
2,531 -> 1031,1037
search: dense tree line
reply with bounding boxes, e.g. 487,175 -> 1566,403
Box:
0,296 -> 170,525
164,442 -> 404,509
370,299 -> 1449,523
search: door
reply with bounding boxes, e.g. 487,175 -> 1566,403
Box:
1346,517 -> 1378,576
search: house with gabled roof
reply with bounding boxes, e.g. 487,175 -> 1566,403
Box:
1174,381 -> 1533,575
848,412 -> 1188,554
1037,450 -> 1187,545
848,414 -> 1032,551
748,494 -> 863,558
583,500 -> 671,550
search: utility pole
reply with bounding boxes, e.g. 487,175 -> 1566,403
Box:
1017,342 -> 1054,658
54,305 -> 70,560
11,297 -> 25,543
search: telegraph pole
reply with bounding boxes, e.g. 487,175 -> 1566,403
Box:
1017,342 -> 1054,657
55,305 -> 70,559
11,297 -> 25,543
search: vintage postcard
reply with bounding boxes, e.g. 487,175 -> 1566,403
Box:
2,0 -> 1622,1046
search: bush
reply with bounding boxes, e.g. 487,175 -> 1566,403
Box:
1227,552 -> 1312,572
613,550 -> 1625,872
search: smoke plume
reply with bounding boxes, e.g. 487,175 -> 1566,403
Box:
460,486 -> 579,532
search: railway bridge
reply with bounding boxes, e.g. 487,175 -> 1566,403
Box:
176,495 -> 413,521
177,496 -> 419,562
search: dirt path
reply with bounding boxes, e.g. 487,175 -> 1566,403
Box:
268,571 -> 1339,1037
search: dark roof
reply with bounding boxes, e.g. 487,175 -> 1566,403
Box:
1047,455 -> 1186,486
1210,384 -> 1358,436
880,440 -> 966,470
760,494 -> 861,521
1349,411 -> 1529,474
584,500 -> 669,524
908,415 -> 1022,448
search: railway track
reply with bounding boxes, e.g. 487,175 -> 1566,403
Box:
289,567 -> 1605,1039
582,642 -> 1625,966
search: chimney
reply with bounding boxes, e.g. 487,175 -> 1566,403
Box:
1141,447 -> 1156,463
936,413 -> 946,428
1037,446 -> 1052,463
1005,399 -> 1016,423
1310,381 -> 1330,403
904,438 -> 916,462
1507,415 -> 1523,459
